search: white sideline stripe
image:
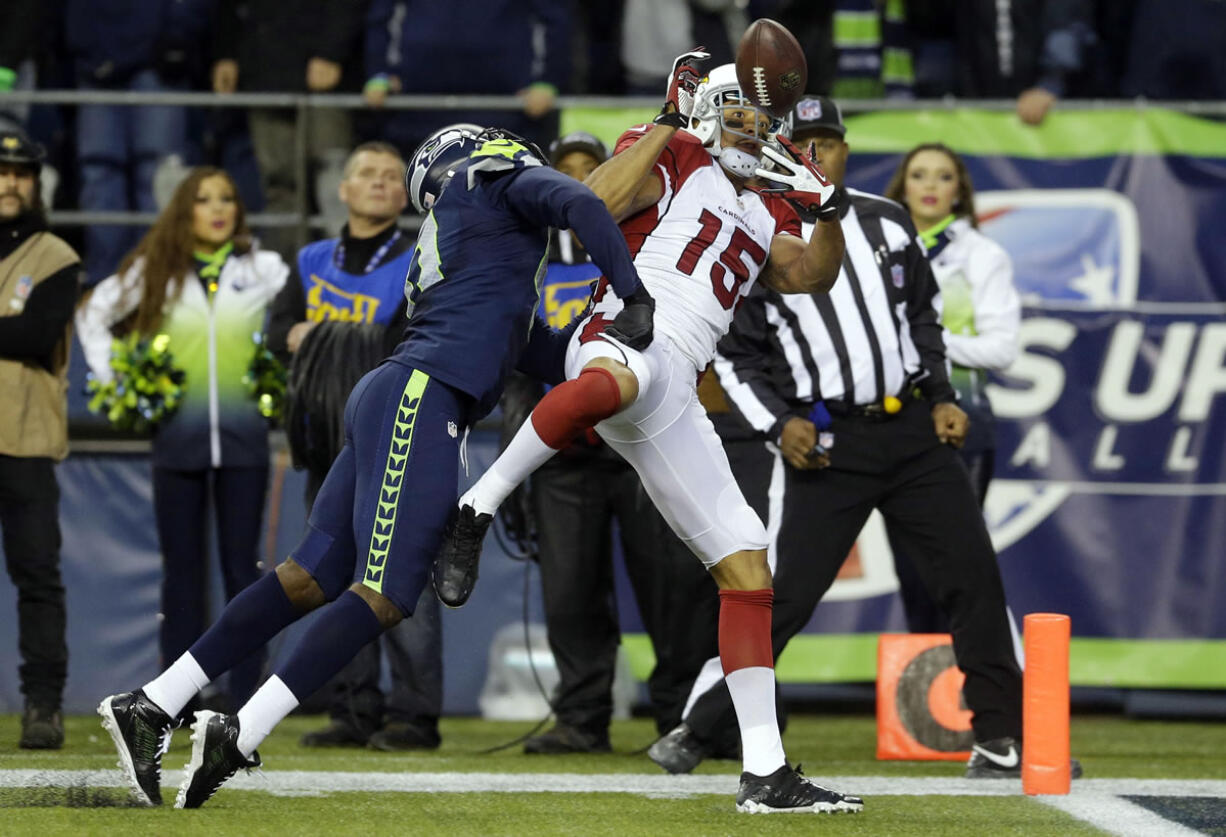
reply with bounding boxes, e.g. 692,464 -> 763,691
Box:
5,770 -> 1225,833
2,770 -> 1226,800
1040,795 -> 1207,837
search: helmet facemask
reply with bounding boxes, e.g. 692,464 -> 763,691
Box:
686,65 -> 783,178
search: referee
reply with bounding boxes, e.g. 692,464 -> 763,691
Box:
649,96 -> 1034,780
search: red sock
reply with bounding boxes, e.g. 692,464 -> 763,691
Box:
718,588 -> 775,675
530,367 -> 622,449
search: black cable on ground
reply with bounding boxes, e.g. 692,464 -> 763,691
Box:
475,526 -> 556,754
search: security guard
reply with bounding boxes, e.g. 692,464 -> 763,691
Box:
0,128 -> 81,749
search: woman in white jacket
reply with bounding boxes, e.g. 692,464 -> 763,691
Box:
885,143 -> 1021,503
76,167 -> 287,717
884,144 -> 1022,635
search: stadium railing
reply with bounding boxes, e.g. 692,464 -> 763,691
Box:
5,88 -> 1224,243
4,89 -> 1222,451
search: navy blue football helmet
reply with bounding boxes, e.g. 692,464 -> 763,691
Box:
406,123 -> 484,214
406,124 -> 549,214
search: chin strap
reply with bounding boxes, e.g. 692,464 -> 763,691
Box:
718,147 -> 759,178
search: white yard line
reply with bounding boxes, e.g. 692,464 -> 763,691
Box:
3,771 -> 1223,834
1039,795 -> 1208,837
3,769 -> 1225,799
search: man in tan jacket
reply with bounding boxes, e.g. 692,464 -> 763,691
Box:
0,128 -> 81,749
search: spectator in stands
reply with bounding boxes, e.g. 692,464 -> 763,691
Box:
1120,0 -> 1224,99
829,0 -> 914,99
65,0 -> 210,285
0,1 -> 37,94
2,2 -> 71,214
362,0 -> 570,156
76,168 -> 288,718
907,1 -> 1134,124
0,1 -> 46,130
620,0 -> 748,95
0,129 -> 81,750
571,1 -> 626,94
212,0 -> 366,259
727,2 -> 910,99
266,141 -> 442,752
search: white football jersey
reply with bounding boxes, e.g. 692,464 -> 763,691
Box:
590,127 -> 801,371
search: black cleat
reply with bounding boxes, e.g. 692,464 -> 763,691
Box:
433,503 -> 493,607
299,720 -> 369,748
367,722 -> 441,752
98,690 -> 176,806
736,763 -> 864,814
647,723 -> 707,774
20,703 -> 65,750
966,736 -> 1084,779
523,723 -> 611,755
176,711 -> 261,809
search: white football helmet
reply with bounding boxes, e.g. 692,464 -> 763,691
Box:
686,63 -> 783,178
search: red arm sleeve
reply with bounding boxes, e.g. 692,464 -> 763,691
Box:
613,125 -> 714,195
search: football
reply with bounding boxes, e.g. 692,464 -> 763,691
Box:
735,19 -> 808,118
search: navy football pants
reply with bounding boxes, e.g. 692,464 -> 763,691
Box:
293,362 -> 467,615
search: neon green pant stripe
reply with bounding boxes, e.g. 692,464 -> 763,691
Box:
363,369 -> 430,593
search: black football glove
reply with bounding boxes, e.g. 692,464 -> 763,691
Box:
604,287 -> 655,351
755,135 -> 840,220
655,47 -> 710,129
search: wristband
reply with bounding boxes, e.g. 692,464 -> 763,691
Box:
0,67 -> 16,93
624,285 -> 655,308
653,110 -> 687,129
364,73 -> 390,93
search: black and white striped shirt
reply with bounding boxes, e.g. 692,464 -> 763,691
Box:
714,188 -> 956,440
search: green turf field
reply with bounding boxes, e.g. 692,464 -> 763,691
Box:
1,713 -> 1223,835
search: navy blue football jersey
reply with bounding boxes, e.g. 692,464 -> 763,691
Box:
389,140 -> 640,421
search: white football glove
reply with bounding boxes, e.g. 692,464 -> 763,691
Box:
756,135 -> 840,219
655,47 -> 710,128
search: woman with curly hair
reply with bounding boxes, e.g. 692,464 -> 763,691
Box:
77,167 -> 288,715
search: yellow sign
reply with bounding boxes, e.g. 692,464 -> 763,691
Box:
305,274 -> 382,323
542,278 -> 595,329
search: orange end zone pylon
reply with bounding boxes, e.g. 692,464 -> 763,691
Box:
1022,613 -> 1072,795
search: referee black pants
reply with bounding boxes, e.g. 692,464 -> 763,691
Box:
685,400 -> 1022,745
534,458 -> 719,736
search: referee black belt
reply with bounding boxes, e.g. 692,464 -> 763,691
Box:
825,393 -> 916,422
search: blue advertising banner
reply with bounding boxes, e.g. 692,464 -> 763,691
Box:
771,110 -> 1226,683
571,108 -> 1226,686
